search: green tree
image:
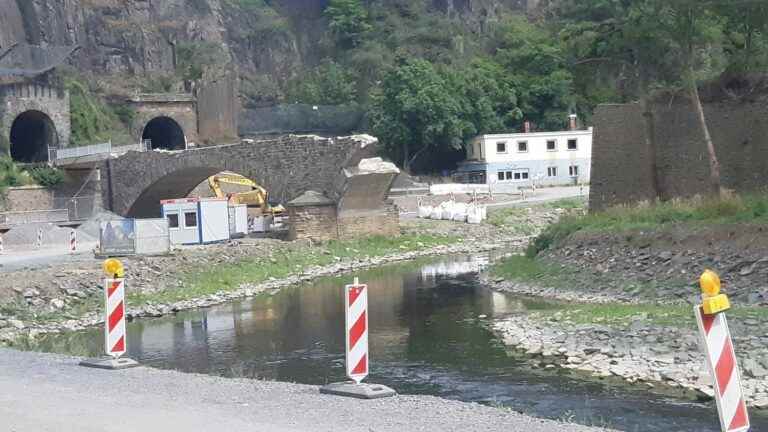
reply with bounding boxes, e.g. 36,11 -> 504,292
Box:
492,17 -> 575,130
371,58 -> 463,171
325,0 -> 372,48
557,0 -> 732,195
285,61 -> 358,105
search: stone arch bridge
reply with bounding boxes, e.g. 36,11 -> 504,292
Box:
102,135 -> 379,218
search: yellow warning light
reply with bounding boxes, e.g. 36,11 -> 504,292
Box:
700,270 -> 721,297
103,259 -> 125,278
700,270 -> 730,315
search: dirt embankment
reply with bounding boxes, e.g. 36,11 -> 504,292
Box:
540,223 -> 768,305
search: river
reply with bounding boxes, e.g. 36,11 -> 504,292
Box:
28,254 -> 768,431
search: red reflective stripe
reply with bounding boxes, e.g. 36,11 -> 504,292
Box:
108,301 -> 124,332
111,336 -> 125,354
108,281 -> 121,298
728,399 -> 749,430
716,339 -> 735,396
348,286 -> 363,307
348,311 -> 366,349
352,354 -> 367,375
701,308 -> 716,334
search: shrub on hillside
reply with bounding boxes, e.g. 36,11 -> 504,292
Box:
28,166 -> 65,187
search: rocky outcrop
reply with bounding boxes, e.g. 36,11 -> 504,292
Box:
0,1 -> 529,89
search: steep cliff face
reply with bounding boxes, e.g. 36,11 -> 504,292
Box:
0,0 -> 526,90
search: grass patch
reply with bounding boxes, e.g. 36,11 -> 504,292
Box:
128,234 -> 456,305
528,193 -> 768,257
545,197 -> 586,210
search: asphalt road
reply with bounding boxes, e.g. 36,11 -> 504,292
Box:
0,349 -> 610,432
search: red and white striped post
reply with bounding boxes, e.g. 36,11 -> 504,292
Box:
105,278 -> 127,358
80,259 -> 138,370
70,229 -> 76,254
695,270 -> 750,432
345,277 -> 369,383
320,277 -> 395,399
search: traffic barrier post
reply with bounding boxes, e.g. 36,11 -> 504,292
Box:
320,277 -> 395,399
70,230 -> 76,254
695,270 -> 750,432
80,259 -> 139,370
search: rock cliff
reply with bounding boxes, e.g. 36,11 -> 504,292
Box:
0,0 -> 529,84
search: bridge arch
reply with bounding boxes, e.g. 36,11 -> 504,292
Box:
10,110 -> 58,162
126,166 -> 262,218
142,116 -> 187,150
104,135 -> 378,217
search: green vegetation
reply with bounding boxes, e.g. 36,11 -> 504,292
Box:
0,157 -> 33,188
27,166 -> 65,187
528,194 -> 768,257
285,61 -> 359,105
128,234 -> 456,305
65,75 -> 134,147
493,255 -> 768,327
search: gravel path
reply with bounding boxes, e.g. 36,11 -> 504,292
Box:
0,348 -> 610,432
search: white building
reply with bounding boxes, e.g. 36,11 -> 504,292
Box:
456,124 -> 593,187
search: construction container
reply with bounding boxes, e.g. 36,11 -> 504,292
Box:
161,197 -> 230,245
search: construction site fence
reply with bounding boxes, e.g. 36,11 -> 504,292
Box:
54,195 -> 99,221
99,218 -> 170,256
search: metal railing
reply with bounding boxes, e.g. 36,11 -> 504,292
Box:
0,209 -> 70,226
48,140 -> 150,162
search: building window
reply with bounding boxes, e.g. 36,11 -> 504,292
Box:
569,165 -> 579,176
496,141 -> 507,153
517,141 -> 528,152
547,140 -> 557,151
166,213 -> 179,229
499,169 -> 530,182
547,167 -> 558,177
567,139 -> 578,150
184,211 -> 198,228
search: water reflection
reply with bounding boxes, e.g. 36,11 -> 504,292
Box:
28,255 -> 768,432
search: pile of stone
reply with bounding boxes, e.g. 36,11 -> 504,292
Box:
493,314 -> 768,409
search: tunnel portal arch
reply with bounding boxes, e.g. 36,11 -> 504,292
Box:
142,116 -> 187,151
9,110 -> 58,163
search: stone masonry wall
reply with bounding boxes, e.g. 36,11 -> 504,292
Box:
0,83 -> 71,154
287,204 -> 338,242
337,202 -> 400,240
590,99 -> 768,211
130,99 -> 199,146
0,186 -> 54,212
197,68 -> 239,145
104,135 -> 378,217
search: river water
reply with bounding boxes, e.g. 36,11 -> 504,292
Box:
31,255 -> 768,431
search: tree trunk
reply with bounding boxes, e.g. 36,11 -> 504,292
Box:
690,81 -> 723,196
402,141 -> 410,171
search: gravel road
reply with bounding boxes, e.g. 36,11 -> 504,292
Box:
0,348 -> 610,432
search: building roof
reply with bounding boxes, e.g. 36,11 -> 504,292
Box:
286,191 -> 335,207
0,43 -> 79,77
476,127 -> 594,141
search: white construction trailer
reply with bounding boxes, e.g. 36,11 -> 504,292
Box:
161,198 -> 231,245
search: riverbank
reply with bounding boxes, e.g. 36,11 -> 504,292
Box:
0,348 -> 612,432
486,195 -> 768,410
0,200 -> 569,345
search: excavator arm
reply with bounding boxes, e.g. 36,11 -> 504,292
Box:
207,173 -> 284,215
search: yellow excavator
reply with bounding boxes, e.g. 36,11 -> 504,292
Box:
207,172 -> 285,215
